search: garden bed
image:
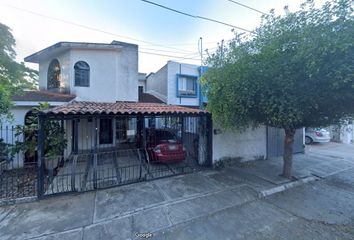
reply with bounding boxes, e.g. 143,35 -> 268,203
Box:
0,166 -> 37,200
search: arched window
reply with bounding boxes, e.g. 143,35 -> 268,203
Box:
74,61 -> 90,87
47,59 -> 61,89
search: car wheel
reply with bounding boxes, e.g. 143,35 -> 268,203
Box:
305,136 -> 313,145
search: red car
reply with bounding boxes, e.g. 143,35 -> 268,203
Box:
146,129 -> 186,163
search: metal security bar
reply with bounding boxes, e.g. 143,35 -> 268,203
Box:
37,114 -> 212,198
0,125 -> 37,201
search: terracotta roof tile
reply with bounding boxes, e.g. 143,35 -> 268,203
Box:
42,101 -> 209,116
12,90 -> 76,102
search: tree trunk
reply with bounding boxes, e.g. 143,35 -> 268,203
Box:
282,128 -> 296,179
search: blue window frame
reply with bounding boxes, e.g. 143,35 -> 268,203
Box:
176,74 -> 198,98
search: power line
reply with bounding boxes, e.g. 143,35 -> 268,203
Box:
139,51 -> 200,60
141,41 -> 218,47
0,3 -> 196,54
0,3 -> 203,61
226,0 -> 268,15
139,47 -> 195,55
140,0 -> 255,34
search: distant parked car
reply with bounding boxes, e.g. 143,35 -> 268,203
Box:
305,128 -> 330,144
145,129 -> 186,163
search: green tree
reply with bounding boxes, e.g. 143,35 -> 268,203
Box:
12,103 -> 67,161
0,22 -> 37,122
203,0 -> 354,178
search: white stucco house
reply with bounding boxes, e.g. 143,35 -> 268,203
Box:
2,41 -> 211,173
3,41 -> 139,128
2,41 -> 140,166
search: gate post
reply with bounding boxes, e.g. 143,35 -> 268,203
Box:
206,114 -> 213,167
93,117 -> 98,189
37,114 -> 45,198
181,116 -> 185,143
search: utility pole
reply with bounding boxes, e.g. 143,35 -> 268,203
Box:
200,37 -> 203,67
199,37 -> 203,109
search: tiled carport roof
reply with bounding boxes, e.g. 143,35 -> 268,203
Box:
41,101 -> 209,116
12,90 -> 76,102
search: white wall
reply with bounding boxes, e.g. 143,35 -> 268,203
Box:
38,44 -> 138,102
1,106 -> 31,160
212,126 -> 267,163
138,73 -> 146,92
115,44 -> 139,102
138,80 -> 146,92
146,65 -> 168,102
70,46 -> 138,102
1,106 -> 32,168
167,61 -> 200,106
70,49 -> 117,102
2,106 -> 32,127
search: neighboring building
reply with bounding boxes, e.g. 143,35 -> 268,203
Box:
146,61 -> 207,107
329,122 -> 354,144
146,60 -> 305,162
138,72 -> 147,94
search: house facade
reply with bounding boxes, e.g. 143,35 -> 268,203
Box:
0,41 -> 212,199
146,61 -> 205,107
2,41 -> 140,168
3,41 -> 139,135
26,41 -> 138,102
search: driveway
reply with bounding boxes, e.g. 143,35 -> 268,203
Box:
0,143 -> 354,240
306,142 -> 354,161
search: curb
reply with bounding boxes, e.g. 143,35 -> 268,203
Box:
258,176 -> 319,198
0,196 -> 38,207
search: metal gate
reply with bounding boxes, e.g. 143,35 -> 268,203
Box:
267,127 -> 304,158
38,115 -> 212,197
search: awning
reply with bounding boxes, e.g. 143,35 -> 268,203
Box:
41,101 -> 209,116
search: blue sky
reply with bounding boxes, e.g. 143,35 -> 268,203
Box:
0,0 -> 326,73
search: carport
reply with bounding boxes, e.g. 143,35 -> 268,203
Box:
36,101 -> 212,197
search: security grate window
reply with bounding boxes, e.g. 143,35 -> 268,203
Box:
74,61 -> 90,87
47,59 -> 61,89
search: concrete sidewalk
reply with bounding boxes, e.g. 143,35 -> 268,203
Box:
1,147 -> 354,240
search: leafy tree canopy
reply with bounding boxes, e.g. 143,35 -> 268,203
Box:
0,22 -> 37,121
202,0 -> 354,178
203,0 -> 354,131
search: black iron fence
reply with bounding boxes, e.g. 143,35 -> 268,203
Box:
38,115 -> 212,197
0,125 -> 37,201
1,114 -> 212,201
